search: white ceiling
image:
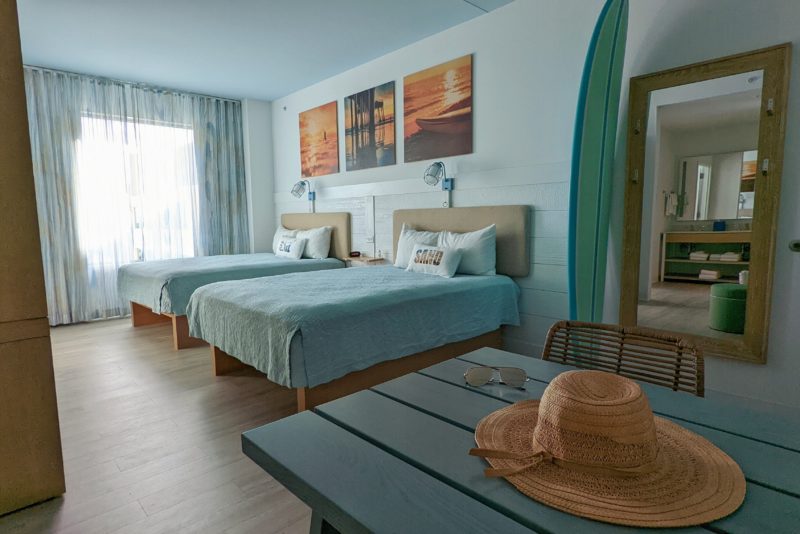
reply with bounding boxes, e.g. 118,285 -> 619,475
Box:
16,0 -> 512,100
654,71 -> 763,133
658,89 -> 761,132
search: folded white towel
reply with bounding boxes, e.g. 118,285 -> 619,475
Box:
690,252 -> 709,261
719,252 -> 742,262
709,254 -> 723,261
699,269 -> 721,281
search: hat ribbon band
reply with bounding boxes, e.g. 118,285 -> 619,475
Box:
470,443 -> 660,478
470,445 -> 551,477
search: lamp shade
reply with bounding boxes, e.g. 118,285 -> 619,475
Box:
423,162 -> 446,186
291,180 -> 307,198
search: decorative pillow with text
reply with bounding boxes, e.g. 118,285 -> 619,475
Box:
275,237 -> 307,260
406,244 -> 463,278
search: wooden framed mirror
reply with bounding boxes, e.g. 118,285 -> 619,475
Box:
619,44 -> 791,363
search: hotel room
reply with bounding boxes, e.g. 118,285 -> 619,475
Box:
1,0 -> 799,532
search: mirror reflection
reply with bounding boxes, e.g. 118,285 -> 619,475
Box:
637,70 -> 762,340
676,150 -> 756,221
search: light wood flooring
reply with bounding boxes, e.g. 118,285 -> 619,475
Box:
638,282 -> 741,341
0,319 -> 310,534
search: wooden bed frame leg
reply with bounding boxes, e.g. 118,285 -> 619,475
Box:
130,301 -> 171,327
297,389 -> 309,412
212,346 -> 248,376
169,314 -> 207,350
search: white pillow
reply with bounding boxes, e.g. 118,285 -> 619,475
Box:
438,225 -> 496,275
295,226 -> 333,259
406,244 -> 463,278
272,225 -> 297,254
274,237 -> 307,260
394,223 -> 442,268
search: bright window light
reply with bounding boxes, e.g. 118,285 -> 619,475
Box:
74,116 -> 199,267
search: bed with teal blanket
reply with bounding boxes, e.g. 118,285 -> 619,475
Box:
186,266 -> 520,391
118,253 -> 344,316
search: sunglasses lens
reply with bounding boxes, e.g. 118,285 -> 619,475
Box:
465,367 -> 494,386
499,367 -> 527,388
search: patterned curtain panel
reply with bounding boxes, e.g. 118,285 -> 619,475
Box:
24,67 -> 249,325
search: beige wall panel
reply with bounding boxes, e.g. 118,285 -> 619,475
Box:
0,337 -> 65,515
0,0 -> 47,323
0,0 -> 64,515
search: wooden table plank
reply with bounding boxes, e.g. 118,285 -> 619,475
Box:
418,358 -> 541,404
376,373 -> 800,502
241,411 -> 533,534
244,348 -> 800,533
318,390 -> 703,533
419,357 -> 800,497
456,349 -> 800,451
676,421 -> 800,499
711,483 -> 800,534
373,371 -> 509,430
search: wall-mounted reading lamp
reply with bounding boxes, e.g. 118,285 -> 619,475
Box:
291,179 -> 316,213
423,161 -> 454,207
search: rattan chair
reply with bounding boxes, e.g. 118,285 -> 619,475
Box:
542,321 -> 704,397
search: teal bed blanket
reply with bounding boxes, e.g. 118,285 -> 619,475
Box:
117,253 -> 344,316
186,266 -> 520,388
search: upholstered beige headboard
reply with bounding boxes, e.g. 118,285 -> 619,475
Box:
393,206 -> 530,277
281,212 -> 351,259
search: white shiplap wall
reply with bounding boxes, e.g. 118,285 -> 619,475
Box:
267,0 -> 603,356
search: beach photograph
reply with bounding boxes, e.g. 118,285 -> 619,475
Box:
345,81 -> 396,171
404,54 -> 473,162
299,100 -> 339,177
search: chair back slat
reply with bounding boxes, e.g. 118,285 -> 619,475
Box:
542,320 -> 704,397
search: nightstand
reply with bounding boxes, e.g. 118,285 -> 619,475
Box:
343,256 -> 387,267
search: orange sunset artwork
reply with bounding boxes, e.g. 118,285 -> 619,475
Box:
299,101 -> 339,177
404,54 -> 473,162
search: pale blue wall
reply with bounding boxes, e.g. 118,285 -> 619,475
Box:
606,0 -> 800,407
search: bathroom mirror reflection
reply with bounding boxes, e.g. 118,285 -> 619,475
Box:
676,150 -> 756,221
619,45 -> 791,363
637,70 -> 762,341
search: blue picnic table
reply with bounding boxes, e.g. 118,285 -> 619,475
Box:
242,347 -> 800,533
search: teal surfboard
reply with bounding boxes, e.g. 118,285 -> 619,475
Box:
568,0 -> 628,322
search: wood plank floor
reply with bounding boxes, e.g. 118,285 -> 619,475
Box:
638,282 -> 741,341
0,319 -> 310,534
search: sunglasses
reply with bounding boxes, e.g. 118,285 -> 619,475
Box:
464,366 -> 529,389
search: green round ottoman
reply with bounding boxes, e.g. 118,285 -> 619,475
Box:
709,283 -> 747,334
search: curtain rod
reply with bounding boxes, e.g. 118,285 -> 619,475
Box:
23,64 -> 242,104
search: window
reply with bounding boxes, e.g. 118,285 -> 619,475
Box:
74,116 -> 199,268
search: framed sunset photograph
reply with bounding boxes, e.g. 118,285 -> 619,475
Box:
404,54 -> 473,163
299,101 -> 339,177
344,81 -> 396,171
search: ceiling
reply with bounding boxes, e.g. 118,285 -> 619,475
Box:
658,89 -> 762,132
16,0 -> 511,101
655,71 -> 763,133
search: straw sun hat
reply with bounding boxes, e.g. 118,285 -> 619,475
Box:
471,370 -> 745,527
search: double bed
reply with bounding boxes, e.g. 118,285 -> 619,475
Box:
187,205 -> 530,411
117,212 -> 351,349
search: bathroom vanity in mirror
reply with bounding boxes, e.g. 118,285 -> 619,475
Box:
659,231 -> 751,283
620,44 -> 791,363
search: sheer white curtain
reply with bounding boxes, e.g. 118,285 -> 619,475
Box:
24,67 -> 249,325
